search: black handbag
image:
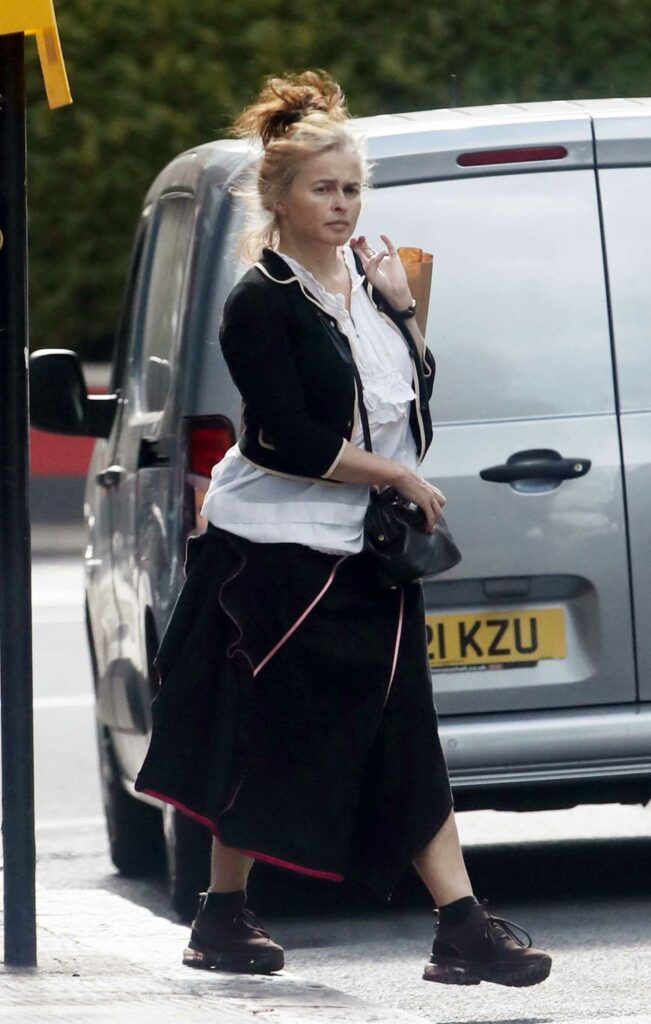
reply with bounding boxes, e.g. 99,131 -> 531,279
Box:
352,358 -> 462,588
364,483 -> 462,588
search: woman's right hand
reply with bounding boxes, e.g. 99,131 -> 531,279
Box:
325,443 -> 446,530
391,468 -> 447,532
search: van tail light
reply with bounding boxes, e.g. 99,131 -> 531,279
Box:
184,414 -> 236,538
457,145 -> 568,167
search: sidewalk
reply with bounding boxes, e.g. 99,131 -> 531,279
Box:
1,887 -> 425,1023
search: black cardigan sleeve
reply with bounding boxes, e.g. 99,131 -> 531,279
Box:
219,283 -> 347,479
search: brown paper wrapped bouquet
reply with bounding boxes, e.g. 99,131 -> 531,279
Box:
397,247 -> 433,336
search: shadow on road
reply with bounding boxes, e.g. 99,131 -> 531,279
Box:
244,834 -> 651,917
82,828 -> 651,925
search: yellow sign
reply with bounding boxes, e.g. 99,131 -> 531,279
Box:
0,1 -> 72,108
426,606 -> 567,668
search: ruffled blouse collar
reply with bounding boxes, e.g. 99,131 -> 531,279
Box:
272,245 -> 364,312
271,245 -> 415,425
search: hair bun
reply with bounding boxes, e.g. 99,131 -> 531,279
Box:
230,69 -> 350,147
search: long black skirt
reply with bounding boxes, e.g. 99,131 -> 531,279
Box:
134,523 -> 453,902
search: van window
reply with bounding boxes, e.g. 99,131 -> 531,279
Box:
194,194 -> 253,423
359,171 -> 614,423
136,194 -> 195,413
110,216 -> 150,396
202,195 -> 250,349
598,167 -> 651,412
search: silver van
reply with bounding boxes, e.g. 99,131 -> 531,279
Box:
30,97 -> 651,916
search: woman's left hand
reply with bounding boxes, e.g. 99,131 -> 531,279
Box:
349,233 -> 412,310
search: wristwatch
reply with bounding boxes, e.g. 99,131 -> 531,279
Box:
393,297 -> 417,320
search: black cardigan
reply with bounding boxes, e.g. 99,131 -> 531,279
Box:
218,246 -> 436,485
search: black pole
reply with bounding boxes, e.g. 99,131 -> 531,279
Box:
0,32 -> 38,967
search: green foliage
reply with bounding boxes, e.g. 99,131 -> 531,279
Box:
24,0 -> 651,360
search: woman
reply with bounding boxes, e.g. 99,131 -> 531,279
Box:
135,69 -> 552,989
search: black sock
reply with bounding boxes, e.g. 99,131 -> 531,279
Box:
202,888 -> 246,910
438,895 -> 478,925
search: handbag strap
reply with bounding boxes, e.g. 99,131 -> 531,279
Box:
348,352 -> 373,455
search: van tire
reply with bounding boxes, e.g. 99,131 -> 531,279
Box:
162,803 -> 211,921
95,719 -> 165,876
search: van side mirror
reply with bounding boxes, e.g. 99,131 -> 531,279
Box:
29,349 -> 117,438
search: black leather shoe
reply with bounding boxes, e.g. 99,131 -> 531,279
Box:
182,890 -> 285,974
423,902 -> 552,988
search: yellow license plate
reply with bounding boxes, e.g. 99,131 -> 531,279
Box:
426,607 -> 566,669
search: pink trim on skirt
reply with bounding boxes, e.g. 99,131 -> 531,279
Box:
140,564 -> 409,889
383,586 -> 405,711
252,554 -> 350,677
139,787 -> 345,882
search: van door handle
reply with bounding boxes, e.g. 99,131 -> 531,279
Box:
480,449 -> 591,483
96,465 -> 126,488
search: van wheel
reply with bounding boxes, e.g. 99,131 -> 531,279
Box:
95,719 -> 165,876
162,804 -> 212,921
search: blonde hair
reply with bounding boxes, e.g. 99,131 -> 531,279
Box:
226,70 -> 372,264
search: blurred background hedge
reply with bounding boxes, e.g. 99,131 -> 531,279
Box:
25,0 -> 651,361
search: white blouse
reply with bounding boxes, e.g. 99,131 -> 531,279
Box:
200,244 -> 420,555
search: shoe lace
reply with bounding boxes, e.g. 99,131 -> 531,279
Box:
239,905 -> 271,939
484,914 -> 533,948
431,901 -> 533,949
478,897 -> 533,948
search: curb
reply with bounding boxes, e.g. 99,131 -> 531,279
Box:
0,889 -> 426,1023
30,522 -> 86,558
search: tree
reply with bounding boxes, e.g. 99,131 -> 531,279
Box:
24,0 -> 651,360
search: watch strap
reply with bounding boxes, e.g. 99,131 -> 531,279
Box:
393,297 -> 417,320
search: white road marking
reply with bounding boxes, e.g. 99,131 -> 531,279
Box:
35,815 -> 106,831
33,694 -> 94,709
32,611 -> 84,624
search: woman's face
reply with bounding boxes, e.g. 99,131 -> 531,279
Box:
276,146 -> 363,249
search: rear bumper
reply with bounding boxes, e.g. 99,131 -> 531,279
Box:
440,703 -> 651,789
